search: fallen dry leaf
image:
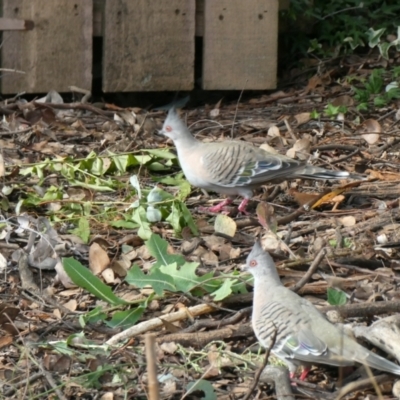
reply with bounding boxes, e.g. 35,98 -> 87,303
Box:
357,118 -> 382,145
214,214 -> 236,237
89,242 -> 110,275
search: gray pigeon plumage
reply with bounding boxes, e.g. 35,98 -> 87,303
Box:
160,108 -> 361,213
244,241 -> 400,379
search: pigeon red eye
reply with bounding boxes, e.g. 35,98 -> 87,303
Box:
166,125 -> 172,132
249,260 -> 257,267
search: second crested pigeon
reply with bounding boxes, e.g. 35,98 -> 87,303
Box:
243,241 -> 400,379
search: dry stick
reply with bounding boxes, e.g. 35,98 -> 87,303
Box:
290,247 -> 326,293
145,334 -> 160,400
335,374 -> 390,400
320,300 -> 400,319
231,86 -> 246,138
3,372 -> 43,397
242,327 -> 278,400
156,323 -> 253,348
106,304 -> 215,345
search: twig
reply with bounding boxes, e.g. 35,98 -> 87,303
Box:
156,323 -> 253,347
106,304 -> 215,345
3,372 -> 43,396
260,366 -> 295,400
320,301 -> 400,319
291,247 -> 326,293
334,374 -> 390,400
231,87 -> 245,138
145,334 -> 160,400
242,327 -> 278,400
181,307 -> 252,333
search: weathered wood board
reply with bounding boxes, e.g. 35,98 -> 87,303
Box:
102,0 -> 195,92
1,0 -> 92,94
202,0 -> 278,90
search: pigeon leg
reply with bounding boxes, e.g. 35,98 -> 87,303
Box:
299,366 -> 311,381
238,198 -> 250,215
199,198 -> 233,213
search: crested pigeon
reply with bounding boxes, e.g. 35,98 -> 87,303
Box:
160,108 -> 361,214
243,241 -> 400,379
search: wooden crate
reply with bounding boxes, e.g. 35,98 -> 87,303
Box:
102,0 -> 195,92
203,0 -> 278,90
1,0 -> 279,94
1,0 -> 92,94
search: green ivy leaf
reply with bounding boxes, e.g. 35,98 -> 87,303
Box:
132,206 -> 152,240
146,234 -> 186,267
125,265 -> 176,295
107,296 -> 151,328
160,262 -> 202,293
327,287 -> 347,306
211,278 -> 237,301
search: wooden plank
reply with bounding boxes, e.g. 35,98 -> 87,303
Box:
1,0 -> 92,94
0,18 -> 34,31
202,0 -> 278,90
103,0 -> 195,92
196,0 -> 288,37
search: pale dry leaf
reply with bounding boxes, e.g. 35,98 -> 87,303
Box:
110,259 -> 129,277
89,242 -> 110,275
357,118 -> 382,145
55,260 -> 76,288
291,138 -> 311,160
376,234 -> 388,244
209,108 -> 220,118
201,251 -> 219,265
100,392 -> 114,400
63,299 -> 78,311
0,154 -> 5,177
331,95 -> 354,107
243,119 -> 273,130
160,342 -> 178,354
340,216 -> 356,227
286,148 -> 296,159
229,247 -> 241,259
267,125 -> 280,137
203,235 -> 225,251
294,112 -> 311,125
58,288 -> 81,297
260,143 -> 279,154
0,252 -> 6,272
366,169 -> 400,181
101,267 -> 115,284
214,214 -> 236,237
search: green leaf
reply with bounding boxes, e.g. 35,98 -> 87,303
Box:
71,217 -> 90,243
211,278 -> 237,301
132,206 -> 152,240
63,258 -> 127,305
186,380 -> 217,400
146,234 -> 186,267
327,287 -> 347,306
178,202 -> 199,236
79,306 -> 107,327
106,296 -> 151,328
160,262 -> 202,293
125,265 -> 176,295
367,27 -> 386,48
144,148 -> 177,160
110,220 -> 139,229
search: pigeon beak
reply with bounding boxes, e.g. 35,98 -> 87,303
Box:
241,263 -> 248,271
